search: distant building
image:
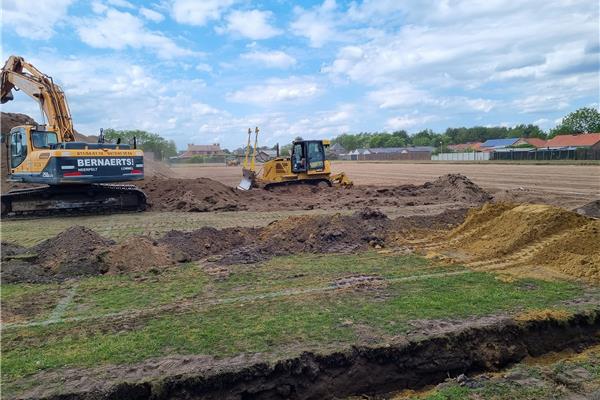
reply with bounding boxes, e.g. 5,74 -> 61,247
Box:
544,133 -> 600,150
447,142 -> 484,151
178,143 -> 223,158
329,143 -> 347,155
348,146 -> 434,161
480,138 -> 519,149
512,137 -> 547,148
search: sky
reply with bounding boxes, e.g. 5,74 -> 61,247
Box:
1,0 -> 599,150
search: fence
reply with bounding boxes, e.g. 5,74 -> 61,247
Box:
491,148 -> 600,161
432,152 -> 490,161
348,152 -> 431,161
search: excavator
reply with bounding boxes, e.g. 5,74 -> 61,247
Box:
1,55 -> 147,217
237,127 -> 352,190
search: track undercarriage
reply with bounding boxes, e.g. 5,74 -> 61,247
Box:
1,184 -> 147,218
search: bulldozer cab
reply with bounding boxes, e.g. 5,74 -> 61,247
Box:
291,140 -> 326,173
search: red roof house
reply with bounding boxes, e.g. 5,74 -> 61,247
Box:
545,133 -> 600,149
512,137 -> 547,148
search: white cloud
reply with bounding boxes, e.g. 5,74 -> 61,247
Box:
76,8 -> 198,58
140,7 -> 164,23
386,114 -> 435,131
240,50 -> 296,68
219,10 -> 281,40
171,0 -> 234,26
106,0 -> 134,9
291,0 -> 341,47
195,63 -> 213,73
227,77 -> 320,105
2,0 -> 74,40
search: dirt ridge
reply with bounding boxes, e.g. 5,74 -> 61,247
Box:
12,308 -> 600,400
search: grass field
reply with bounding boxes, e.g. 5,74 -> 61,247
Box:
2,251 -> 591,396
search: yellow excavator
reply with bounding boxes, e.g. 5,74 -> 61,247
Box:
237,127 -> 352,190
1,55 -> 147,217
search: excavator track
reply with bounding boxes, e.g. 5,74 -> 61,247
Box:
1,184 -> 147,219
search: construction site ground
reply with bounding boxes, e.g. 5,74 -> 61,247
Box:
1,162 -> 599,400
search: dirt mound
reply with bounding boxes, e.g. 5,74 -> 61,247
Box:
100,236 -> 176,275
526,220 -> 600,283
1,242 -> 27,259
139,178 -> 242,212
159,227 -> 252,259
450,203 -> 589,257
31,226 -> 115,277
423,174 -> 492,203
575,200 -> 600,219
143,158 -> 177,179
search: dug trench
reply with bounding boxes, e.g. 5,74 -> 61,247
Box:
11,309 -> 600,400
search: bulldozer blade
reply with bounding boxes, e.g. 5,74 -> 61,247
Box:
237,168 -> 255,190
237,176 -> 252,191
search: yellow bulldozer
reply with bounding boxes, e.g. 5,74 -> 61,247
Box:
237,127 -> 352,190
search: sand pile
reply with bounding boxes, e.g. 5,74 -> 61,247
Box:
139,178 -> 242,212
526,220 -> 600,283
449,203 -> 589,257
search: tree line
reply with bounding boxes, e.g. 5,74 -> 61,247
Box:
331,107 -> 600,151
102,129 -> 177,161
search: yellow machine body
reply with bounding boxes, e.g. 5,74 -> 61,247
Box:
237,130 -> 352,190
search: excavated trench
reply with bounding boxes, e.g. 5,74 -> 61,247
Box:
23,309 -> 600,400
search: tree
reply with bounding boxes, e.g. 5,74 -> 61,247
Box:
103,129 -> 177,161
549,107 -> 600,137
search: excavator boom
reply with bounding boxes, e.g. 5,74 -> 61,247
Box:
1,55 -> 75,142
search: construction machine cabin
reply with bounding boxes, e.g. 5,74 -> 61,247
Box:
0,55 -> 147,217
238,127 -> 352,190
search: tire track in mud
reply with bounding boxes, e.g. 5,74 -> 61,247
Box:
1,270 -> 471,330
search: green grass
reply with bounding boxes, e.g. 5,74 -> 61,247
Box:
416,346 -> 600,400
1,253 -> 584,388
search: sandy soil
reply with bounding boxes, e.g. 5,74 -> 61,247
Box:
169,162 -> 600,208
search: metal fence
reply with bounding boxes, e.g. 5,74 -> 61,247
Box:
432,152 -> 490,161
491,148 -> 600,161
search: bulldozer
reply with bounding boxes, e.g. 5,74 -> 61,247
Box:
1,55 -> 147,217
237,127 -> 352,190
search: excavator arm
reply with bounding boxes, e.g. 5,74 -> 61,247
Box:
1,55 -> 75,142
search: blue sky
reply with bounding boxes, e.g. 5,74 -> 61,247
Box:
1,0 -> 598,150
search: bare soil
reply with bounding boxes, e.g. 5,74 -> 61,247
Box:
170,163 -> 600,209
138,173 -> 491,213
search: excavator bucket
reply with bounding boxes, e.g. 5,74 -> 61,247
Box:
237,168 -> 255,190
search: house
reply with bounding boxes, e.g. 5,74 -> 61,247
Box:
257,149 -> 278,161
447,142 -> 484,151
512,137 -> 547,148
544,133 -> 600,150
178,143 -> 223,158
348,146 -> 434,161
329,143 -> 347,155
481,138 -> 519,149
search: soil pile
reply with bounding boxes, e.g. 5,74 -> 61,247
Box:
32,226 -> 115,277
159,227 -> 252,259
139,178 -> 242,212
449,203 -> 589,257
575,200 -> 600,219
100,236 -> 176,275
421,174 -> 493,203
526,220 -> 600,283
139,174 -> 490,213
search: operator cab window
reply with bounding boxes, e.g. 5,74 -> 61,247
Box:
307,141 -> 325,170
31,130 -> 59,149
292,142 -> 306,172
10,128 -> 28,168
